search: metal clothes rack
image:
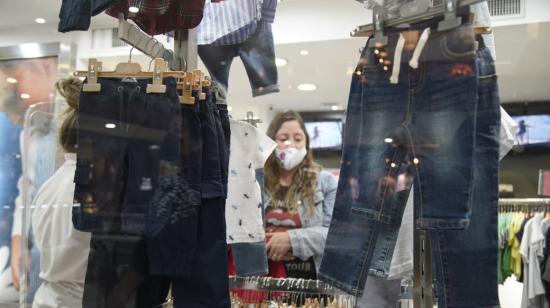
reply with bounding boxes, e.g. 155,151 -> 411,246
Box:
228,276 -> 348,296
498,198 -> 550,209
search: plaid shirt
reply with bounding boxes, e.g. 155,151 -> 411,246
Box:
107,0 -> 206,35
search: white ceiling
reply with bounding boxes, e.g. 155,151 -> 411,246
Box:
2,0 -> 550,114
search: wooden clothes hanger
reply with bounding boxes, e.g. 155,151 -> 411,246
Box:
74,58 -> 210,105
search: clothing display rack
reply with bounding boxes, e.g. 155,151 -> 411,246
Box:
228,276 -> 357,307
229,276 -> 346,296
499,198 -> 550,209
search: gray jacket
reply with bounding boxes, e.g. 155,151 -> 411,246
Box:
265,170 -> 338,270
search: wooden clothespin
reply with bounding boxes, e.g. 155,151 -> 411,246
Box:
146,58 -> 167,94
82,59 -> 102,92
193,69 -> 206,101
179,72 -> 196,105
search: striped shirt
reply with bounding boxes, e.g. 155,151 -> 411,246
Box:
197,0 -> 278,46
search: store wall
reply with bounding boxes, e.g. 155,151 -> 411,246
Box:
500,152 -> 550,197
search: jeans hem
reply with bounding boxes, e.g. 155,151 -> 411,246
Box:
416,218 -> 469,230
317,273 -> 363,297
252,84 -> 280,97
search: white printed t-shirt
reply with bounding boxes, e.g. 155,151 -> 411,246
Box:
226,119 -> 276,244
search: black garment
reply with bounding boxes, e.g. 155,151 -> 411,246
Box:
73,77 -> 182,235
82,87 -> 231,307
58,0 -> 117,32
83,201 -> 230,308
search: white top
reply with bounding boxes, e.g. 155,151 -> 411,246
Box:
31,153 -> 91,283
519,214 -> 549,308
226,119 -> 276,244
196,0 -> 262,45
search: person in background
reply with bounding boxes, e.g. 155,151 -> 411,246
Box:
0,57 -> 58,302
30,77 -> 91,308
263,110 -> 337,280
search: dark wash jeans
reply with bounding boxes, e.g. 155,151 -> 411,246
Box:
198,21 -> 280,97
430,37 -> 501,308
73,77 -> 182,235
319,20 -> 479,296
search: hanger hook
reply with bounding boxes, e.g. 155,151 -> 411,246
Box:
129,46 -> 135,63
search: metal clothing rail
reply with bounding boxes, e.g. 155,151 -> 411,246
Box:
498,198 -> 550,206
228,276 -> 349,296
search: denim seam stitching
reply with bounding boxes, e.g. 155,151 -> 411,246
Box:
353,222 -> 379,295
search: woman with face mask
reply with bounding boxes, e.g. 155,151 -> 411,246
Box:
263,110 -> 338,280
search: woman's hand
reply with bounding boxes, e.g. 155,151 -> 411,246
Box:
266,231 -> 293,262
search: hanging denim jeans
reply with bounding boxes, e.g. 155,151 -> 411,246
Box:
319,15 -> 479,296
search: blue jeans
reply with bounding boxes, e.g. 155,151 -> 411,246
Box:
319,19 -> 479,296
198,21 -> 279,97
231,242 -> 268,276
430,36 -> 501,308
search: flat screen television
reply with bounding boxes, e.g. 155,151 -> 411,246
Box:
304,120 -> 343,151
511,114 -> 550,146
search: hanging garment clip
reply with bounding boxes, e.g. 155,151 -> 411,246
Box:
438,0 -> 462,31
82,59 -> 102,92
179,72 -> 196,105
369,6 -> 389,48
147,58 -> 167,94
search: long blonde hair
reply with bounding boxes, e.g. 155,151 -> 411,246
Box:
264,111 -> 321,215
55,77 -> 81,153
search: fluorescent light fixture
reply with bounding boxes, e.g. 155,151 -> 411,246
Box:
19,43 -> 41,58
275,58 -> 288,67
129,6 -> 140,13
300,50 -> 309,56
6,77 -> 17,84
35,18 -> 46,24
297,83 -> 317,91
105,123 -> 116,129
20,93 -> 31,99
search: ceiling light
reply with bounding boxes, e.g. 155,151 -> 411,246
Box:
6,77 -> 17,84
300,50 -> 309,56
384,138 -> 393,143
297,83 -> 317,91
129,6 -> 140,13
227,105 -> 233,111
35,18 -> 46,24
105,123 -> 116,129
275,58 -> 288,67
331,105 -> 339,111
413,158 -> 420,165
20,93 -> 31,99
